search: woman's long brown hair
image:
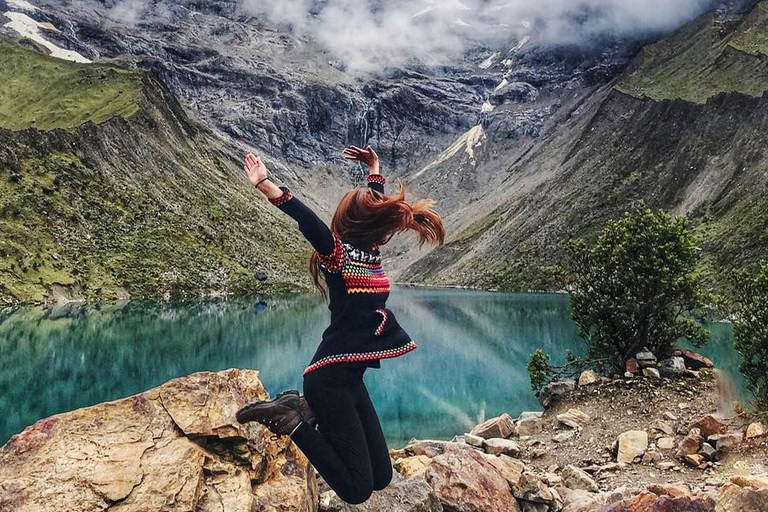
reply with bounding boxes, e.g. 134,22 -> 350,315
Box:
309,181 -> 445,298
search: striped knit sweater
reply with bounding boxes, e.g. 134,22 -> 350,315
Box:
269,174 -> 415,375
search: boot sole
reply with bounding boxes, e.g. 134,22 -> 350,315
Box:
236,393 -> 301,424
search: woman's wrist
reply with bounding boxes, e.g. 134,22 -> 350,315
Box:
256,179 -> 285,199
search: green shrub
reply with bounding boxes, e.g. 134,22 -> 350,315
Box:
730,262 -> 768,408
568,202 -> 708,372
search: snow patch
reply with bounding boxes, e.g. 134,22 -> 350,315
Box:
481,101 -> 495,113
510,36 -> 531,54
479,52 -> 499,70
494,78 -> 509,93
409,125 -> 486,181
3,11 -> 91,63
7,0 -> 37,11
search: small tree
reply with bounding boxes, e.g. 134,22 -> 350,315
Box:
730,262 -> 768,408
568,202 -> 708,372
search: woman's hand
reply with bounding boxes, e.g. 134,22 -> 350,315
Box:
244,153 -> 283,199
244,153 -> 269,186
343,145 -> 380,175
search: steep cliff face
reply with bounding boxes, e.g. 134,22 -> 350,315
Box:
0,38 -> 313,303
399,0 -> 768,290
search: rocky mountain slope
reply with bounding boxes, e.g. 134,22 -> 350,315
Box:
399,0 -> 768,291
0,36 -> 316,303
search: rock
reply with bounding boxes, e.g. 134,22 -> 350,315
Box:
641,450 -> 662,464
394,455 -> 433,479
657,437 -> 676,450
665,411 -> 679,421
0,369 -> 317,512
603,492 -> 716,512
601,491 -> 658,512
731,474 -> 768,490
484,438 -> 520,457
424,448 -> 521,512
539,380 -> 576,408
518,411 -> 544,422
699,442 -> 717,461
679,349 -> 714,370
402,439 -> 476,459
516,417 -> 543,437
636,350 -> 657,368
676,428 -> 705,458
255,270 -> 269,281
557,408 -> 591,429
626,358 -> 639,374
711,432 -> 742,453
319,472 -> 442,512
659,357 -> 686,378
578,370 -> 600,387
464,433 -> 485,448
562,465 -> 600,493
716,485 -> 768,512
746,422 -> 768,439
512,472 -> 561,509
643,367 -> 661,379
624,371 -> 634,378
652,420 -> 676,436
647,482 -> 691,498
481,453 -> 525,488
469,413 -> 515,440
657,461 -> 677,470
683,453 -> 705,467
616,430 -> 648,463
553,432 -> 574,443
690,415 -> 727,438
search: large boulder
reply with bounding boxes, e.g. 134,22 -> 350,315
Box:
678,350 -> 714,370
0,369 -> 317,512
469,414 -> 515,440
616,431 -> 648,463
319,472 -> 442,512
539,380 -> 576,408
424,448 -> 521,512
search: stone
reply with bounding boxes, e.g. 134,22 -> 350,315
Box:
512,472 -> 561,509
659,357 -> 686,378
469,413 -> 515,440
484,438 -> 520,457
616,430 -> 648,463
647,482 -> 691,498
394,455 -> 433,479
653,420 -> 676,436
657,437 -> 676,450
636,350 -> 657,368
624,371 -> 634,379
518,411 -> 544,422
677,428 -> 704,458
560,488 -> 604,512
319,472 -> 442,512
683,453 -> 705,467
731,474 -> 768,490
679,349 -> 714,370
463,433 -> 485,447
481,453 -> 525,488
657,461 -> 677,470
713,432 -> 742,453
553,432 -> 574,443
746,422 -> 768,439
424,449 -> 521,512
516,417 -> 543,437
601,491 -> 658,512
642,450 -> 662,464
690,415 -> 727,438
557,408 -> 591,429
626,358 -> 639,374
715,485 -> 768,512
562,465 -> 599,493
539,380 -> 576,408
643,367 -> 661,379
699,442 -> 717,461
0,369 -> 317,512
578,370 -> 600,387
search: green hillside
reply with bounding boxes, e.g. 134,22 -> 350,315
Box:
0,39 -> 311,304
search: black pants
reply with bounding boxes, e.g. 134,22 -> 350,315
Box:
290,364 -> 393,504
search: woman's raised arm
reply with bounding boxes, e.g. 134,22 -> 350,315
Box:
244,153 -> 336,256
343,145 -> 386,193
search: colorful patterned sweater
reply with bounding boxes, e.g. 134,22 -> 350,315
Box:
269,174 -> 416,375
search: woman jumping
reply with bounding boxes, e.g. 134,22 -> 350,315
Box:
236,146 -> 445,504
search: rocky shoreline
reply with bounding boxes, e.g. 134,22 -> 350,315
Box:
1,358 -> 767,512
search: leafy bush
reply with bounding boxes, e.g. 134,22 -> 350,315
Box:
568,202 -> 708,372
730,262 -> 768,408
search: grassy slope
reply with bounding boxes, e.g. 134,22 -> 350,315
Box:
0,39 -> 311,303
401,1 -> 768,292
0,39 -> 142,130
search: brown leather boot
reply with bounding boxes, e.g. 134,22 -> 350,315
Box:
272,390 -> 317,427
236,392 -> 302,437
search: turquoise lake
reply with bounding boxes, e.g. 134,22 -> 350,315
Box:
0,288 -> 743,448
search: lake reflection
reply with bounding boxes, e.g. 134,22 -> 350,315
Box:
0,288 -> 740,447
